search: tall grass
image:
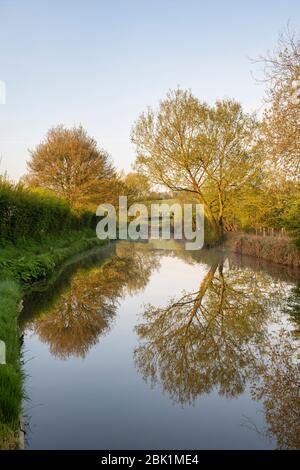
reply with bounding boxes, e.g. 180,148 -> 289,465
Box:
226,233 -> 300,267
0,229 -> 107,285
0,280 -> 22,449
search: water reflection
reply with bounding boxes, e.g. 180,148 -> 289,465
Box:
21,240 -> 300,449
134,248 -> 300,448
284,283 -> 300,336
251,332 -> 300,449
22,243 -> 159,359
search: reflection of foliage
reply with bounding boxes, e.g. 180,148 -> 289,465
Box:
251,331 -> 300,450
135,250 -> 300,448
135,258 -> 279,404
23,240 -> 300,448
284,283 -> 300,336
26,243 -> 159,359
31,267 -> 117,359
19,245 -> 116,327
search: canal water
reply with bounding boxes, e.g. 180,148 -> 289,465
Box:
20,240 -> 300,449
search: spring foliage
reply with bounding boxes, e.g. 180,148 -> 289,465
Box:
25,125 -> 116,209
0,177 -> 97,242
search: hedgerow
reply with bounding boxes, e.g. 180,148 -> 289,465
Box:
0,179 -> 97,242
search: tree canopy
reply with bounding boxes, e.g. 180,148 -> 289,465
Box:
26,125 -> 117,209
132,89 -> 261,237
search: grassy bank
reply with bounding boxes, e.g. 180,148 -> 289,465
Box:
225,232 -> 300,268
0,229 -> 107,449
0,281 -> 22,449
0,229 -> 107,285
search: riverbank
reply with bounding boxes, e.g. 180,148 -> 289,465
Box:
0,230 -> 107,449
225,232 -> 300,268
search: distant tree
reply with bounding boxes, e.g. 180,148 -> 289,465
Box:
25,125 -> 117,209
121,171 -> 151,202
132,89 -> 260,237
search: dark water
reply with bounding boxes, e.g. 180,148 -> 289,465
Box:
20,240 -> 300,449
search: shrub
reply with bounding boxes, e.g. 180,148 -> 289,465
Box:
0,179 -> 97,243
284,200 -> 300,250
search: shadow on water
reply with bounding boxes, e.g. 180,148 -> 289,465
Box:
20,239 -> 300,449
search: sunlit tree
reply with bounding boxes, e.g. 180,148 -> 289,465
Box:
25,125 -> 117,209
259,28 -> 300,176
132,89 -> 261,237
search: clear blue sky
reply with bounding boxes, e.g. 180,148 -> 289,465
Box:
0,0 -> 299,180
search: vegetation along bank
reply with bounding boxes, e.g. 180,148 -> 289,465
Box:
0,180 -> 106,449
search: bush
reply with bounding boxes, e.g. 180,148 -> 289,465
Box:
0,179 -> 97,243
285,200 -> 300,250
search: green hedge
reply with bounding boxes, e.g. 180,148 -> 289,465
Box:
285,200 -> 300,250
0,180 -> 97,242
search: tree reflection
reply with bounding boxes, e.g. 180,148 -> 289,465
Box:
135,257 -> 280,403
284,283 -> 300,337
134,251 -> 300,448
251,331 -> 300,449
27,243 -> 159,359
22,240 -> 300,448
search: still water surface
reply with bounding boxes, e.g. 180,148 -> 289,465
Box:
20,241 -> 300,449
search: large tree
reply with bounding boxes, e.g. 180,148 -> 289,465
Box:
259,28 -> 300,176
256,29 -> 300,246
26,125 -> 116,209
132,89 -> 260,237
